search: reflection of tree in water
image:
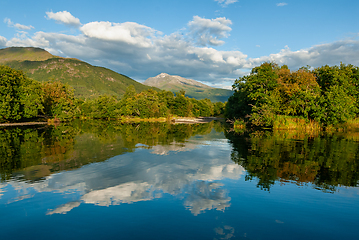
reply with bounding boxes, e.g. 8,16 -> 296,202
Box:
0,121 -> 221,182
0,125 -> 75,182
226,130 -> 359,192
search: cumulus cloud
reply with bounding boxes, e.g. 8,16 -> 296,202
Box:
80,21 -> 157,47
188,16 -> 232,46
4,18 -> 34,30
249,39 -> 359,69
215,0 -> 238,6
46,11 -> 81,27
276,2 -> 288,7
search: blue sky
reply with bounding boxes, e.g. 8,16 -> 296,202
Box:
1,0 -> 359,88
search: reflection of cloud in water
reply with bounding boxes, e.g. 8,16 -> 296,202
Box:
214,225 -> 235,240
150,141 -> 199,155
47,201 -> 81,215
0,183 -> 5,199
3,136 -> 244,216
184,181 -> 230,216
82,182 -> 154,206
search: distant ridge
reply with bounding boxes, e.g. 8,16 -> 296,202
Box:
144,73 -> 232,102
0,47 -> 158,99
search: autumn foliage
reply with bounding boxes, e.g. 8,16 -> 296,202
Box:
226,62 -> 359,127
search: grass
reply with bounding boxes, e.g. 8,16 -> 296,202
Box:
326,118 -> 359,132
272,115 -> 321,133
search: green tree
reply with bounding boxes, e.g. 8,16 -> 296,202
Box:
213,101 -> 225,116
227,62 -> 281,126
0,66 -> 43,122
135,89 -> 168,118
170,90 -> 191,117
312,64 -> 359,124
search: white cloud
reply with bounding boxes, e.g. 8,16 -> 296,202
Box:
4,18 -> 34,31
215,0 -> 238,6
276,2 -> 288,7
80,21 -> 156,47
46,11 -> 81,27
249,39 -> 359,69
188,16 -> 232,46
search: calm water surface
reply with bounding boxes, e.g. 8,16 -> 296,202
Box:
1,121 -> 359,240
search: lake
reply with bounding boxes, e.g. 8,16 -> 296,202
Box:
1,121 -> 359,240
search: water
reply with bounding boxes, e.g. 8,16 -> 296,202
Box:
1,121 -> 359,240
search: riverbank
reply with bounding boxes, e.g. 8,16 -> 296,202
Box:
172,117 -> 224,124
0,117 -> 224,126
0,122 -> 48,127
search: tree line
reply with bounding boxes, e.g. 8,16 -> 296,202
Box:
0,65 -> 225,122
226,62 -> 359,127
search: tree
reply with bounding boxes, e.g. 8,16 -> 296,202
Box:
42,81 -> 77,120
277,68 -> 320,119
0,66 -> 43,122
312,64 -> 359,124
213,101 -> 225,116
170,90 -> 191,117
227,62 -> 281,126
135,89 -> 168,118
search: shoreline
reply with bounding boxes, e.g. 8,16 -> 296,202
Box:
0,117 -> 224,126
172,117 -> 224,124
0,122 -> 48,127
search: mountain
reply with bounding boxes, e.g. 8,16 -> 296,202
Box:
0,47 -> 158,99
143,73 -> 233,102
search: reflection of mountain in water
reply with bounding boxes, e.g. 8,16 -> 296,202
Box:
0,121 -> 244,216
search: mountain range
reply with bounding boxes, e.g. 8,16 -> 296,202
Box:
144,73 -> 232,102
1,47 -> 232,102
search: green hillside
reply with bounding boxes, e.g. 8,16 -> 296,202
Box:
144,73 -> 232,102
1,47 -> 158,99
0,47 -> 56,63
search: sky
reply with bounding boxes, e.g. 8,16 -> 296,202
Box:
1,0 -> 359,89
